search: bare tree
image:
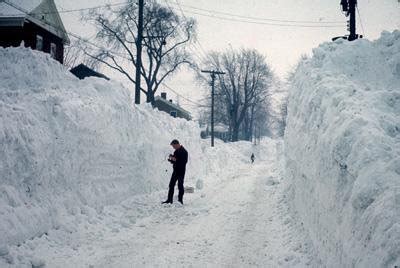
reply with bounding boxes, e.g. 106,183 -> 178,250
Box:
243,96 -> 271,141
203,48 -> 273,142
84,0 -> 196,103
254,100 -> 272,142
276,95 -> 288,137
63,39 -> 100,70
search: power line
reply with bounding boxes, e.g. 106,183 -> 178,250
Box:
5,1 -> 128,16
167,6 -> 345,28
4,1 -> 132,61
356,6 -> 365,37
161,0 -> 200,61
5,0 -> 345,27
166,2 -> 345,25
58,4 -> 97,41
175,4 -> 209,64
5,0 -> 210,108
162,83 -> 205,107
56,2 -> 205,101
173,0 -> 209,62
163,84 -> 204,107
162,0 -> 208,65
56,1 -> 206,68
159,1 -> 210,109
201,69 -> 225,147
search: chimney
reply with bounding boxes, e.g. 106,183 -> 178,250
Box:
161,92 -> 167,99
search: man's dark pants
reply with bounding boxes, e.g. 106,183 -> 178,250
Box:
167,171 -> 185,202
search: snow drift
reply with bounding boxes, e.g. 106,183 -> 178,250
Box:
285,31 -> 400,267
0,46 -> 206,249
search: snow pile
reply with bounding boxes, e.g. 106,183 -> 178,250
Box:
190,139 -> 270,194
284,30 -> 400,267
0,46 -> 204,250
203,141 -> 253,180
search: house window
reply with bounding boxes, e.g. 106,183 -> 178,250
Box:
170,111 -> 177,118
50,43 -> 57,59
36,35 -> 43,51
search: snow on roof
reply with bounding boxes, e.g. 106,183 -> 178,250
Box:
200,123 -> 229,133
214,123 -> 229,132
0,0 -> 70,44
154,96 -> 191,117
0,0 -> 43,17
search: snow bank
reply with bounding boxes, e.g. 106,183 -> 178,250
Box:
190,138 -> 272,194
203,140 -> 253,178
0,46 -> 204,249
284,31 -> 400,267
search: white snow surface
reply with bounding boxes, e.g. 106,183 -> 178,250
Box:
0,46 -> 319,267
0,46 -> 205,252
285,30 -> 400,267
0,46 -> 318,267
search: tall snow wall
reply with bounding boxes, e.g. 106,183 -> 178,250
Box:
0,47 -> 203,247
284,31 -> 400,267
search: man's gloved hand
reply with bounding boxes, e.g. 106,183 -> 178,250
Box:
168,154 -> 176,163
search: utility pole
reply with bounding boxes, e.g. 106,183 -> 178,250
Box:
348,0 -> 357,41
135,0 -> 144,104
201,70 -> 225,147
338,0 -> 360,41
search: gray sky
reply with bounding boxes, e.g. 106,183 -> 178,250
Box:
57,0 -> 400,115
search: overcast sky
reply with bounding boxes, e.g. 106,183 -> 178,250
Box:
57,0 -> 400,115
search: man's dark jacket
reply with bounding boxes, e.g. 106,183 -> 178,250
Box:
171,146 -> 188,175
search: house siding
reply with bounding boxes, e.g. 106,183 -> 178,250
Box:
0,20 -> 64,63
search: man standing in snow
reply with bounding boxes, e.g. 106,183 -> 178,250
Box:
251,153 -> 255,164
162,139 -> 188,205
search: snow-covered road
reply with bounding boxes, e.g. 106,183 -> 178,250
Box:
6,142 -> 317,267
97,162 -> 315,268
100,163 -> 316,267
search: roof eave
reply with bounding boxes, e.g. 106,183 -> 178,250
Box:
25,16 -> 69,44
154,97 -> 192,118
0,17 -> 25,27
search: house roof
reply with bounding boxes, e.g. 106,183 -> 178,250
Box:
70,64 -> 110,81
154,96 -> 192,119
200,123 -> 229,133
0,0 -> 42,17
0,0 -> 70,44
214,123 -> 229,132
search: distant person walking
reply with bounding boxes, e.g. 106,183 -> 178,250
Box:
251,153 -> 255,164
162,139 -> 188,205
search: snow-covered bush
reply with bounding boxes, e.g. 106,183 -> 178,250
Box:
285,30 -> 400,267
